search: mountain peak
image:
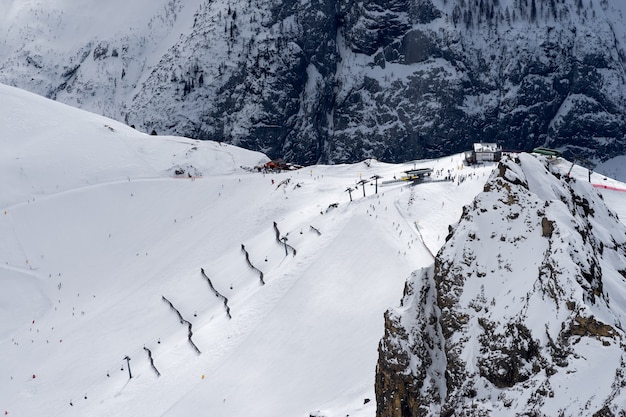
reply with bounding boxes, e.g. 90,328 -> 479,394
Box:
376,153 -> 626,415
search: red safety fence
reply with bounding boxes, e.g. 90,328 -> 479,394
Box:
592,183 -> 626,192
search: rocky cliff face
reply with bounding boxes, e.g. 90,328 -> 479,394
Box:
1,0 -> 626,165
376,153 -> 626,415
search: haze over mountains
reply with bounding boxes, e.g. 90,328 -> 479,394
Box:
2,0 -> 626,165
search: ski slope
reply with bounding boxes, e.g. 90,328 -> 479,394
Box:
1,83 -> 626,416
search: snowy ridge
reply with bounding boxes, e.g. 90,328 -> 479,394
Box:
377,153 -> 626,415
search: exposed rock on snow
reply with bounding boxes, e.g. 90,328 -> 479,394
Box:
376,153 -> 626,416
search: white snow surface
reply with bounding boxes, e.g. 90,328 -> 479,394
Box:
0,83 -> 481,416
2,83 -> 626,416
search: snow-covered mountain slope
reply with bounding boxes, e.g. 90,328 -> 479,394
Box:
0,81 -> 266,209
2,0 -> 626,166
0,83 -> 499,417
0,0 -> 203,106
4,81 -> 626,416
376,153 -> 626,416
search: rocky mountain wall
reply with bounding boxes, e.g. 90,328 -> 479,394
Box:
1,0 -> 626,165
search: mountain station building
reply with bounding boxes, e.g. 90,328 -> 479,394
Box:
465,143 -> 502,164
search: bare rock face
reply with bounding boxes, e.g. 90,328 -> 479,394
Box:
376,153 -> 626,415
375,272 -> 445,417
376,310 -> 422,417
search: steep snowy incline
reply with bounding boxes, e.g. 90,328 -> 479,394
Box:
0,83 -> 498,417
